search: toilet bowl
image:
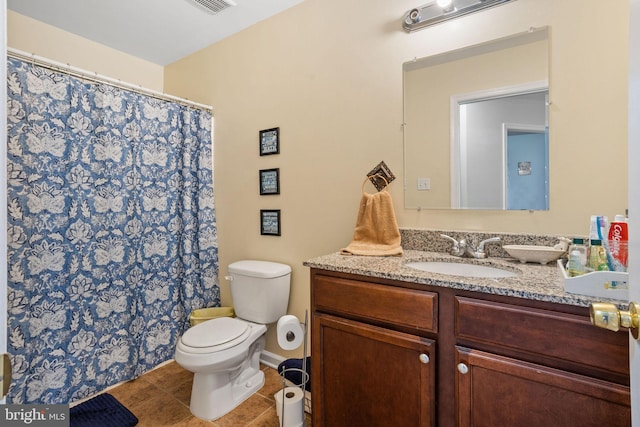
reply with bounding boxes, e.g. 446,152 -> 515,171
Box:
175,316 -> 267,420
174,260 -> 291,421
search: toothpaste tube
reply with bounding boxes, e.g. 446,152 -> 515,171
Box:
608,214 -> 629,271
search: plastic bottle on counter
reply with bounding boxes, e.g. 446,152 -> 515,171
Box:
588,239 -> 609,271
567,249 -> 585,277
567,238 -> 587,276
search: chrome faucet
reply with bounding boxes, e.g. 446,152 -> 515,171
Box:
440,234 -> 501,259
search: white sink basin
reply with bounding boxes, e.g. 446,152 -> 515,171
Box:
405,261 -> 518,278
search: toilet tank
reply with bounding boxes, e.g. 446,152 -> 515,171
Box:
228,260 -> 291,324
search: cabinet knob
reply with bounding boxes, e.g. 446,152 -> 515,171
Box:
457,363 -> 469,374
419,353 -> 430,364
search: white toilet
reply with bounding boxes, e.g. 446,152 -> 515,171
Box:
175,260 -> 292,420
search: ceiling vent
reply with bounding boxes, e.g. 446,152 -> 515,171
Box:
190,0 -> 237,14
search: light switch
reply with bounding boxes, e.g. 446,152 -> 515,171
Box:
417,178 -> 430,191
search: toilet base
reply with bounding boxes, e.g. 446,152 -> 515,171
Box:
188,336 -> 266,420
190,366 -> 264,420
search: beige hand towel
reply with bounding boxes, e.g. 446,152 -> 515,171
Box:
341,176 -> 403,256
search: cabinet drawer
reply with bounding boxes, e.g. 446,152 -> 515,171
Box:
455,297 -> 629,378
313,275 -> 437,333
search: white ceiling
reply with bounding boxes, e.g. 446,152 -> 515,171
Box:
7,0 -> 304,65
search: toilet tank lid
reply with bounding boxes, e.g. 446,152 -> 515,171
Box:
228,260 -> 292,278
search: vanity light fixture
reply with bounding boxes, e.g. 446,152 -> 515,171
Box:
189,0 -> 236,14
436,0 -> 455,12
403,0 -> 515,32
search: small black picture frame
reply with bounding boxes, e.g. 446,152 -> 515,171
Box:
260,168 -> 280,195
260,209 -> 281,236
259,127 -> 280,156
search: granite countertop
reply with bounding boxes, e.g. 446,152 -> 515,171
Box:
303,250 -> 627,308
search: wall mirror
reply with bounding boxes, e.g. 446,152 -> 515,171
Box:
403,27 -> 549,210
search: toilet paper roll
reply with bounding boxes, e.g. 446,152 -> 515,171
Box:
274,386 -> 304,427
277,315 -> 304,351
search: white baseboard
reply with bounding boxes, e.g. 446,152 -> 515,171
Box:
260,350 -> 287,370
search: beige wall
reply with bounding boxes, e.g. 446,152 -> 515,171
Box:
7,10 -> 163,91
164,0 -> 629,357
6,0 -> 630,359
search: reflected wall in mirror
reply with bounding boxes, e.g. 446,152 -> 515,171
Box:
453,85 -> 549,210
403,27 -> 549,210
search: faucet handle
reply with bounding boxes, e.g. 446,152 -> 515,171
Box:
441,234 -> 465,256
440,234 -> 457,244
476,236 -> 501,256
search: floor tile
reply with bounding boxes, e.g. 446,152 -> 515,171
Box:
103,361 -> 311,427
170,415 -> 215,426
143,361 -> 193,393
172,376 -> 194,407
108,377 -> 158,409
209,393 -> 273,427
130,391 -> 192,426
248,406 -> 280,427
259,365 -> 286,401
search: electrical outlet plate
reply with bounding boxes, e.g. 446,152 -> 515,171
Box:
418,178 -> 430,190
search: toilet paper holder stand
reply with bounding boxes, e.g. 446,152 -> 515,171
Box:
277,311 -> 309,427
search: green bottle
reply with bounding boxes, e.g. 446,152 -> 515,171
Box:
588,239 -> 608,271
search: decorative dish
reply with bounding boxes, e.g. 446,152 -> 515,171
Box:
503,245 -> 566,265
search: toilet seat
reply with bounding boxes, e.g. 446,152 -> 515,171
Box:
180,317 -> 251,354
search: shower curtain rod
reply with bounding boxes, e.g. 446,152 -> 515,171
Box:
7,48 -> 213,112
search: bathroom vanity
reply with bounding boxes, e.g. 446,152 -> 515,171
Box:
306,249 -> 631,427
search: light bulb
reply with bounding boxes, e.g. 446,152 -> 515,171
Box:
437,0 -> 453,8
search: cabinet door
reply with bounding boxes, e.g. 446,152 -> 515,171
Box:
312,313 -> 436,427
455,347 -> 631,427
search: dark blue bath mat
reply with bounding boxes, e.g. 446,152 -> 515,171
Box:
70,393 -> 138,427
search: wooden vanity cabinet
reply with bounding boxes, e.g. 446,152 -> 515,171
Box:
311,273 -> 437,426
310,269 -> 631,427
314,314 -> 436,426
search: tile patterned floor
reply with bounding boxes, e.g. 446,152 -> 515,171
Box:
105,361 -> 311,426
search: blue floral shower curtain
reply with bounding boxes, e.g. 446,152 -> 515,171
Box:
6,57 -> 220,404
